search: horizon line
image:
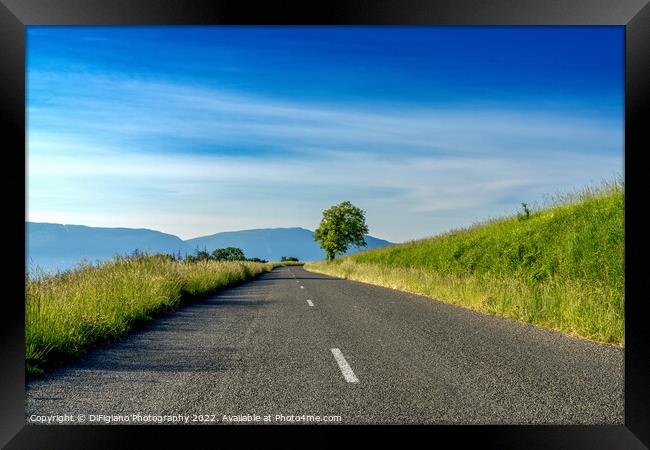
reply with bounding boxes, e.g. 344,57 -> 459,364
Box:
25,221 -> 395,244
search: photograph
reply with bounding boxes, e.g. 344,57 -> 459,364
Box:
22,24 -> 627,427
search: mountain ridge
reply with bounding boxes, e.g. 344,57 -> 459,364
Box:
186,226 -> 391,262
26,222 -> 392,272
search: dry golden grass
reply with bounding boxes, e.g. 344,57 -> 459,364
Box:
26,255 -> 277,375
304,260 -> 622,345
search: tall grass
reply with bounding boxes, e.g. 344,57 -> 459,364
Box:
26,255 -> 277,376
305,181 -> 624,345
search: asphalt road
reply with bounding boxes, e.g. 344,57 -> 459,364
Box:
26,266 -> 623,425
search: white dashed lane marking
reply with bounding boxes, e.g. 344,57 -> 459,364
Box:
331,348 -> 359,383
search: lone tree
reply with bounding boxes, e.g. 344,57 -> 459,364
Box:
314,201 -> 369,261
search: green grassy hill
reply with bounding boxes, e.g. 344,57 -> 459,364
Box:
305,181 -> 624,345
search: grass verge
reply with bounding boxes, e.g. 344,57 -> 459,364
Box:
26,255 -> 285,376
305,181 -> 624,345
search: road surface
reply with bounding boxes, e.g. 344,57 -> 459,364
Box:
26,266 -> 623,424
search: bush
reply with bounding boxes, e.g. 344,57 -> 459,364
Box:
247,257 -> 268,263
212,247 -> 246,261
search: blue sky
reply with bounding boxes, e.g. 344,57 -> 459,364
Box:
27,26 -> 623,242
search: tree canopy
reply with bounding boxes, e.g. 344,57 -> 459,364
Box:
314,201 -> 369,261
211,247 -> 246,261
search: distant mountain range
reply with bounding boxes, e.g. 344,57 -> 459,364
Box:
186,227 -> 391,262
26,222 -> 392,273
26,222 -> 194,273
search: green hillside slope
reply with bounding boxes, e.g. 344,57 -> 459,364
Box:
305,182 -> 624,345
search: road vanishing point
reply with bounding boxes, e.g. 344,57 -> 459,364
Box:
26,266 -> 623,424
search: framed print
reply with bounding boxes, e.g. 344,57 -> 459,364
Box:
1,0 -> 648,448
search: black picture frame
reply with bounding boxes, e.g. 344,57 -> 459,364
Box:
1,0 -> 648,447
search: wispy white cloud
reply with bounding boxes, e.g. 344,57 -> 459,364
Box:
27,72 -> 623,242
28,72 -> 621,156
